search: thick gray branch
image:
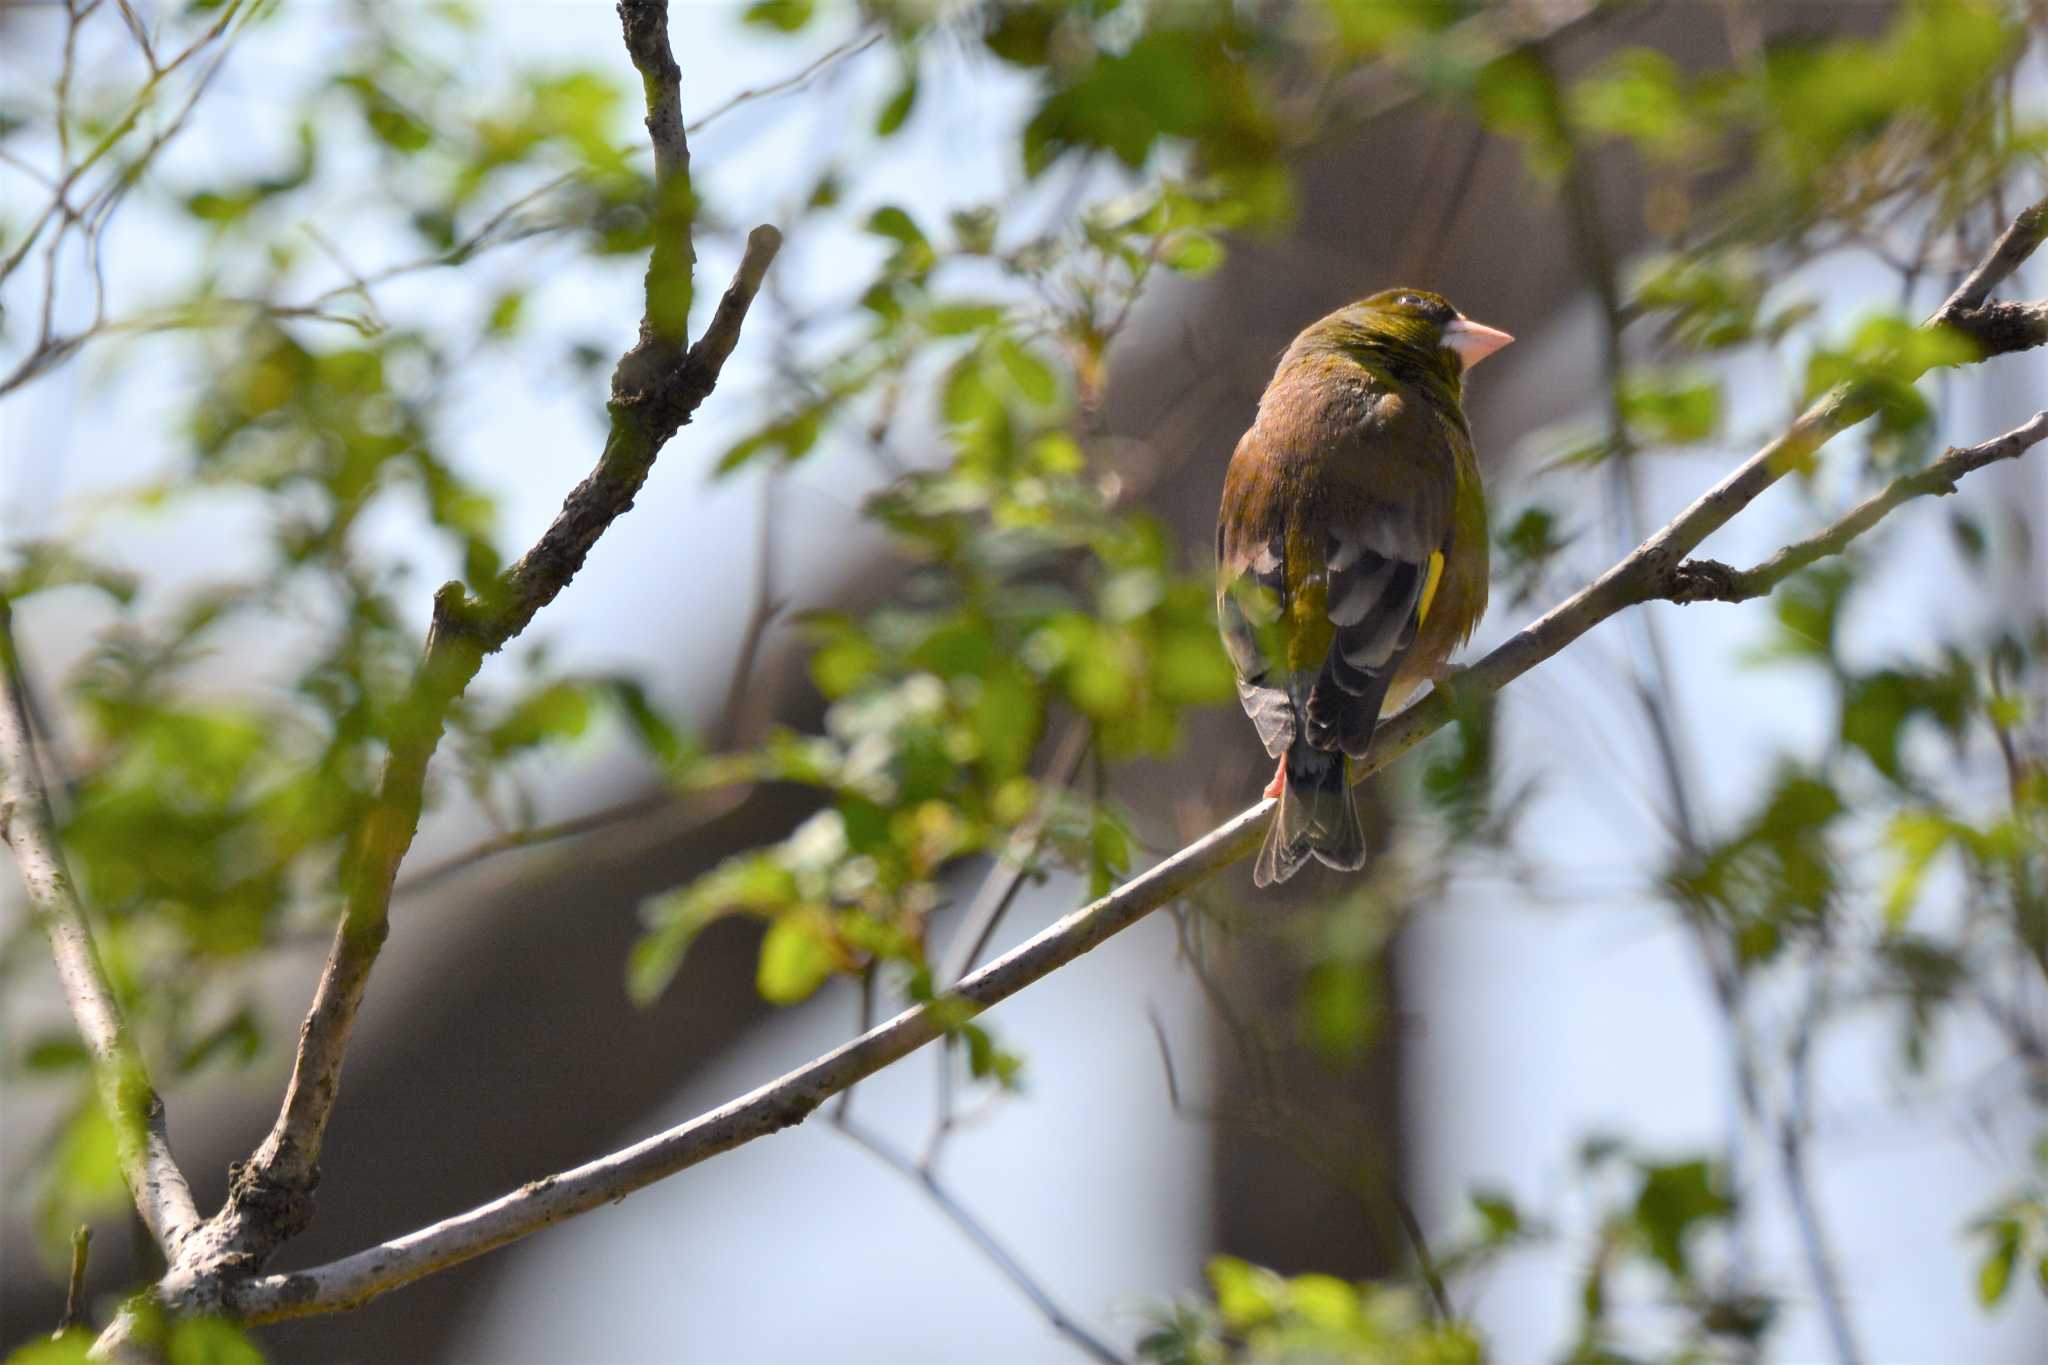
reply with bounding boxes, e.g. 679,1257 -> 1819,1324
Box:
0,602 -> 200,1257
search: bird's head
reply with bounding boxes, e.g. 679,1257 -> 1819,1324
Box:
1309,288 -> 1514,394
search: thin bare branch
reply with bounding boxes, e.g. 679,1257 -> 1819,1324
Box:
832,1113 -> 1128,1365
0,602 -> 200,1257
394,792 -> 675,897
1663,410 -> 2048,606
686,28 -> 884,135
56,1224 -> 92,1337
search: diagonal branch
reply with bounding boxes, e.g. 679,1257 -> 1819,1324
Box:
185,0 -> 781,1279
226,801 -> 1273,1323
0,601 -> 200,1258
1662,411 -> 2048,605
202,193 -> 2048,1323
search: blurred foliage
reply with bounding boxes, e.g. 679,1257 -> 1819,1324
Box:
1136,1256 -> 1482,1365
2,0 -> 2047,1357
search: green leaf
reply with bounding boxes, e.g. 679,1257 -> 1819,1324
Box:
1022,28 -> 1275,177
1570,48 -> 1712,160
972,661 -> 1041,783
994,337 -> 1059,406
485,290 -> 525,338
1619,373 -> 1721,445
1471,49 -> 1569,177
924,302 -> 1004,337
1977,1219 -> 2019,1306
757,910 -> 838,1004
876,71 -> 918,136
7,1338 -> 94,1365
1160,230 -> 1225,277
742,0 -> 812,32
1471,1190 -> 1523,1241
486,681 -> 593,754
865,205 -> 926,248
631,854 -> 799,1005
961,1021 -> 1023,1089
1632,1159 -> 1731,1280
20,1035 -> 90,1073
167,1318 -> 266,1365
1089,806 -> 1131,898
1208,1256 -> 1283,1330
1881,809 -> 1954,930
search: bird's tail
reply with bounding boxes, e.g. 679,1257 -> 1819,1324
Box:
1254,741 -> 1367,887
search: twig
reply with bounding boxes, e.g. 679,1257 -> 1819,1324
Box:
832,1113 -> 1128,1365
1663,411 -> 2048,605
55,1224 -> 92,1336
718,469 -> 787,749
394,791 -> 678,896
686,28 -> 884,135
1778,969 -> 1863,1365
176,0 -> 782,1285
0,603 -> 200,1258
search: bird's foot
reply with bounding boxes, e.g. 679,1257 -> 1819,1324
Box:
1429,662 -> 1464,694
1263,757 -> 1286,799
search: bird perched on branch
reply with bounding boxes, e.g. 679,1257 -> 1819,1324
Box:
1216,289 -> 1511,886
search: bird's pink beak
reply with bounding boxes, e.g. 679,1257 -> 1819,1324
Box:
1444,317 -> 1514,367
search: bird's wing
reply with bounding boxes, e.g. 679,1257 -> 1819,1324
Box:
1217,521 -> 1295,756
1303,502 -> 1446,758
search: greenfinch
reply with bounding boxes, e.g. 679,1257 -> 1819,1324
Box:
1216,288 -> 1511,886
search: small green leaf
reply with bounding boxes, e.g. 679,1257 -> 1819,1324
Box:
485,290 -> 525,338
7,1336 -> 95,1365
742,0 -> 812,32
1881,809 -> 1953,930
1632,1158 -> 1731,1281
1208,1256 -> 1283,1330
1619,373 -> 1721,445
1160,230 -> 1225,276
1977,1220 -> 2019,1306
167,1318 -> 266,1365
924,302 -> 1004,337
757,911 -> 838,1004
876,71 -> 918,136
994,337 -> 1058,406
865,205 -> 926,248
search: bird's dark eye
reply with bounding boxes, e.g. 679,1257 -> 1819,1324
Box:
1397,294 -> 1424,309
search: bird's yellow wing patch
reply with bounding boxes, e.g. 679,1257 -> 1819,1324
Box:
1416,549 -> 1445,626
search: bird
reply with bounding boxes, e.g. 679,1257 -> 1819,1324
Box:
1215,288 -> 1512,886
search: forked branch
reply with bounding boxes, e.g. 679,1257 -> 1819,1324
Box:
170,0 -> 782,1292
